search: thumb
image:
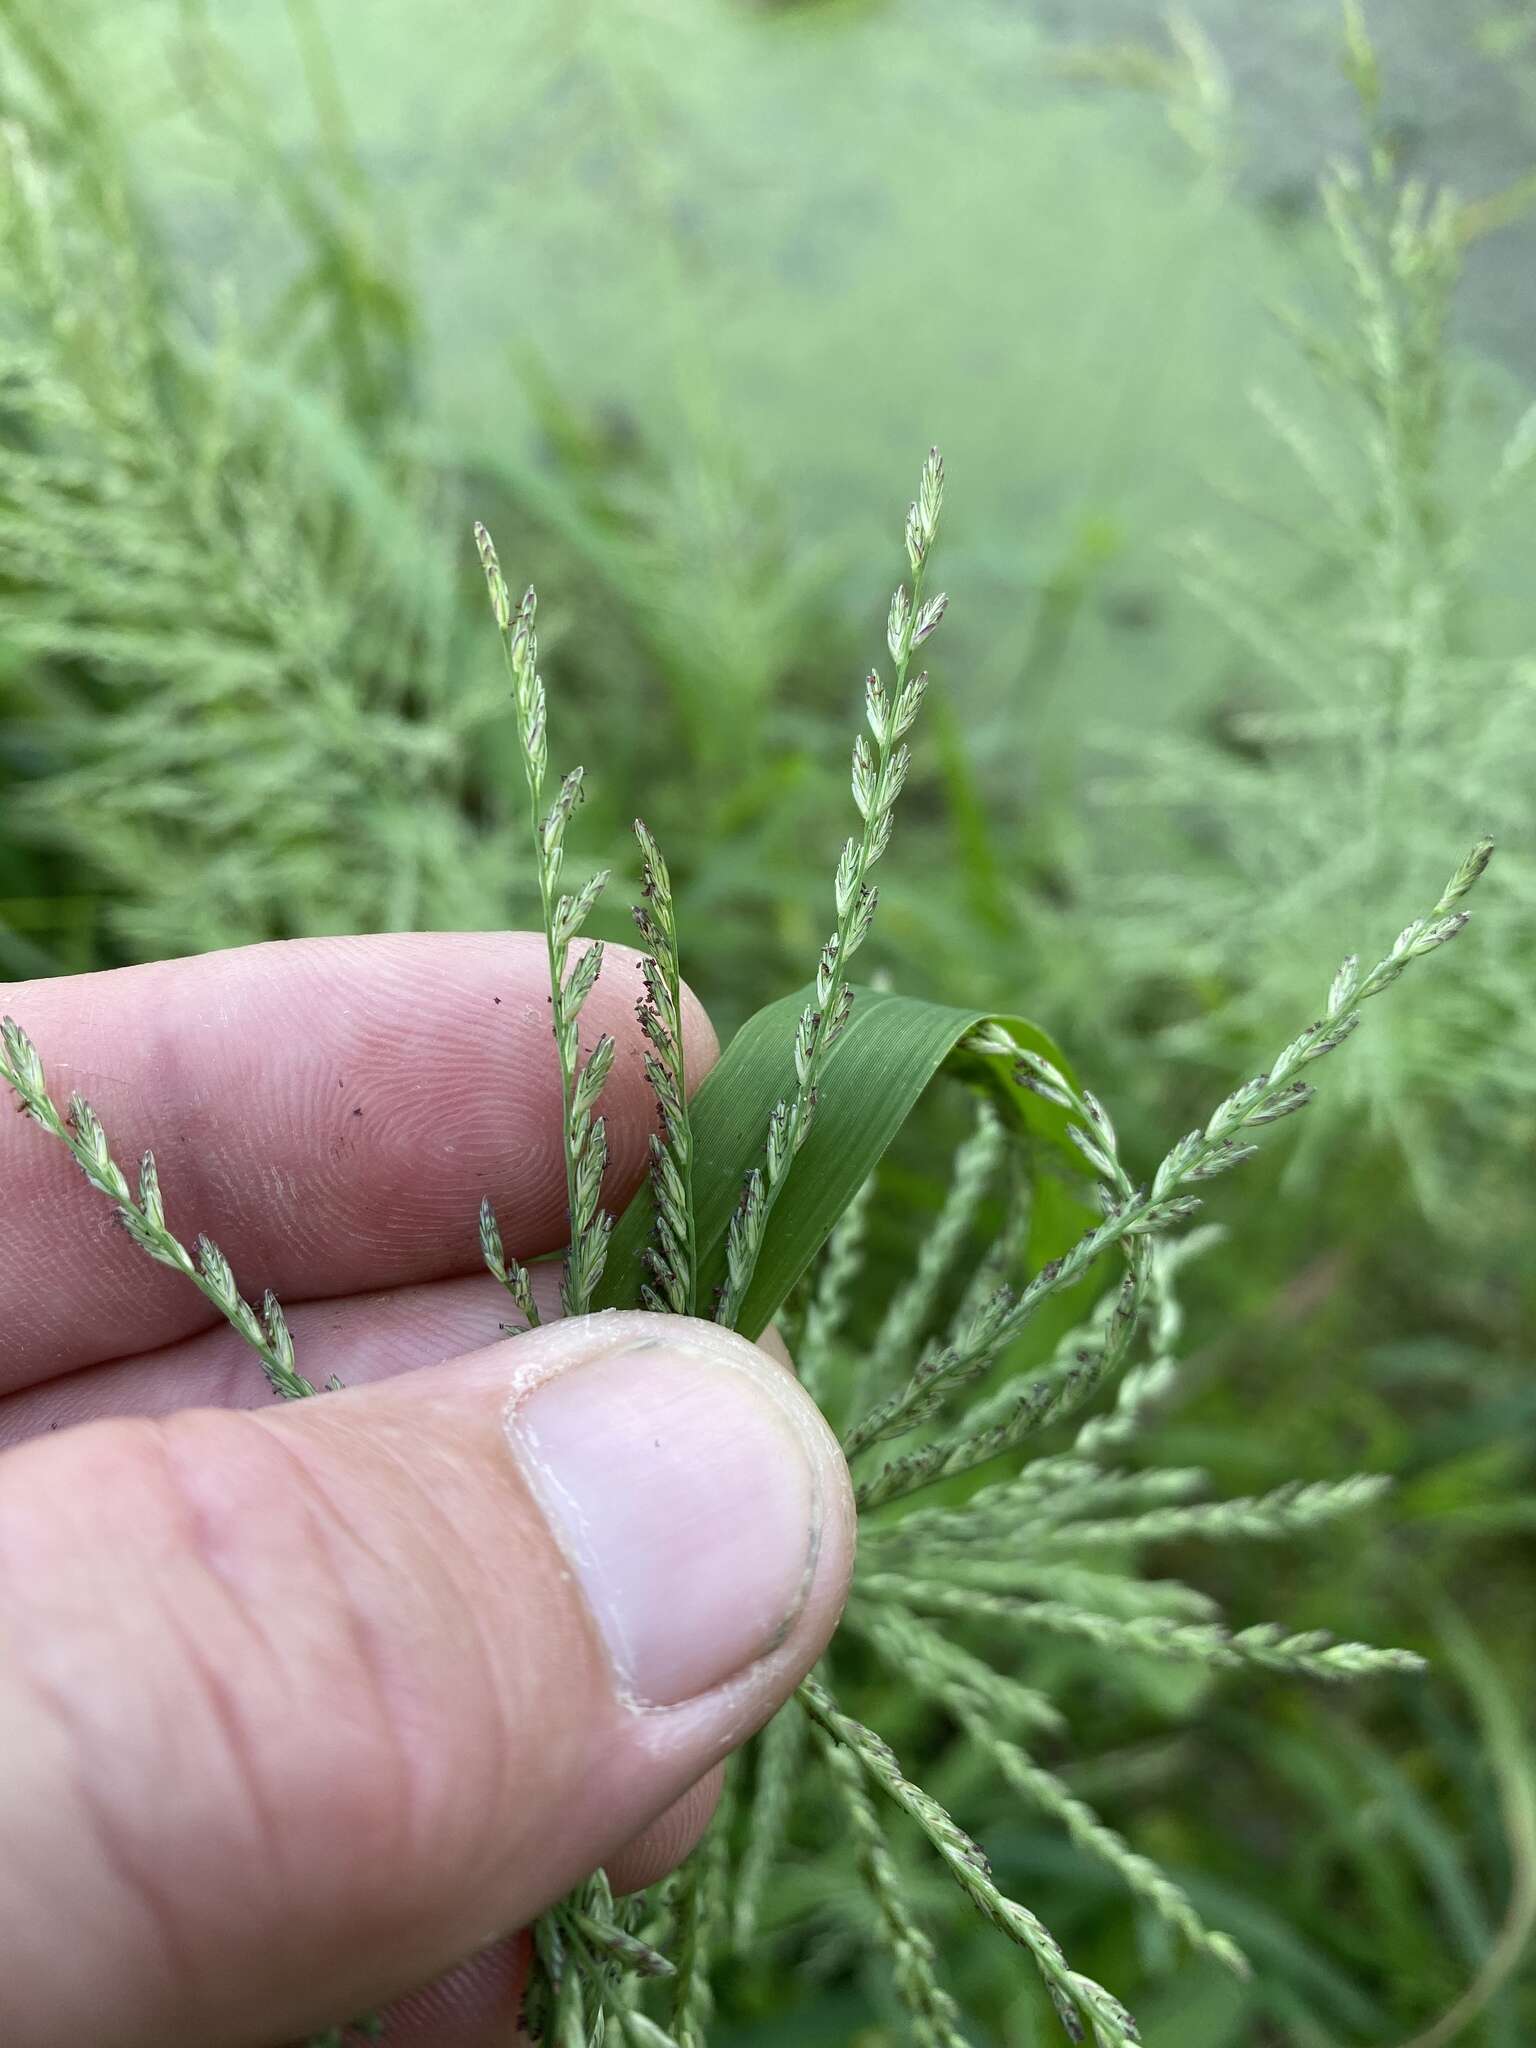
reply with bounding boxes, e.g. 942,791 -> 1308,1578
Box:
0,1311 -> 855,2048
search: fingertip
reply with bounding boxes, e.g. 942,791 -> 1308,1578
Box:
501,1311 -> 854,1713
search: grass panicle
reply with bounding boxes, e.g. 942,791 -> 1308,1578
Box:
1099,58 -> 1531,1212
478,1196 -> 541,1328
730,1696 -> 809,1955
794,1166 -> 877,1407
849,1100 -> 1004,1416
856,1577 -> 1424,1682
3,7 -> 1524,2045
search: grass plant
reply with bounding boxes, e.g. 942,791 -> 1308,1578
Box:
2,3 -> 1533,2042
2,445 -> 1494,2047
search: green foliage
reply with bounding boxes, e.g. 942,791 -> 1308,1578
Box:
0,0 -> 503,961
1097,104 -> 1536,1210
595,984 -> 1092,1343
3,442 -> 1492,2046
3,3 -> 1535,2044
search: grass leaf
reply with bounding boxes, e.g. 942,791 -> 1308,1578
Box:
595,984 -> 1096,1339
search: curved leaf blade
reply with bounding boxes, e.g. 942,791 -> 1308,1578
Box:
595,985 -> 1094,1339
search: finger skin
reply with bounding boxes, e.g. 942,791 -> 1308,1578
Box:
0,1284 -> 755,2045
0,1314 -> 854,2048
0,1279 -> 796,1451
369,1934 -> 531,2046
0,1289 -> 754,2045
0,933 -> 717,1390
0,1273 -> 528,1449
360,1773 -> 725,2048
604,1765 -> 726,1894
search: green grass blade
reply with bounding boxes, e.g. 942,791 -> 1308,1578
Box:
594,984 -> 1094,1339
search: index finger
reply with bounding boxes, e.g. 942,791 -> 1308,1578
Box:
0,933 -> 717,1392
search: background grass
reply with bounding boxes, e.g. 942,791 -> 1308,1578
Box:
2,0 -> 1534,2041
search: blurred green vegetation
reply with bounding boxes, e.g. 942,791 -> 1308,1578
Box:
2,0 -> 1533,2041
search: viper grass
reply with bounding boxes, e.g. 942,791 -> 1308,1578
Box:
0,444 -> 1494,2048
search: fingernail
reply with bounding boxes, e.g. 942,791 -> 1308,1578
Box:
506,1335 -> 822,1708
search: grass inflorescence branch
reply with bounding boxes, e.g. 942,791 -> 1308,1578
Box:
857,1575 -> 1425,1681
632,819 -> 697,1317
853,1600 -> 1247,1974
714,448 -> 947,1329
813,1716 -> 971,2047
0,1016 -> 317,1400
475,525 -> 615,1319
798,1676 -> 1142,2047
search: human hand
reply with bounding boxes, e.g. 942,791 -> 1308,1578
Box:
0,934 -> 855,2047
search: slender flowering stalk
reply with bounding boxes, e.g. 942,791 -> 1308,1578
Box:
668,1809 -> 729,2048
813,1719 -> 971,2048
843,994 -> 1153,1477
475,526 -> 635,2044
937,1562 -> 1219,1621
798,1676 -> 1140,2047
0,381 -> 1492,2046
943,1688 -> 1249,1978
475,524 -> 615,1318
855,1597 -> 1243,1969
859,1573 -> 1425,1680
633,819 -> 696,1316
1066,1225 -> 1224,1463
880,1229 -> 1219,1525
853,1604 -> 1068,1738
862,1463 -> 1208,1564
3,1025 -> 377,2048
849,1102 -> 1004,1416
796,1166 -> 877,1408
949,1146 -> 1033,1332
1033,1473 -> 1393,1549
731,1697 -> 809,1952
0,1017 -> 316,1400
527,1879 -> 686,2046
714,448 -> 947,1327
